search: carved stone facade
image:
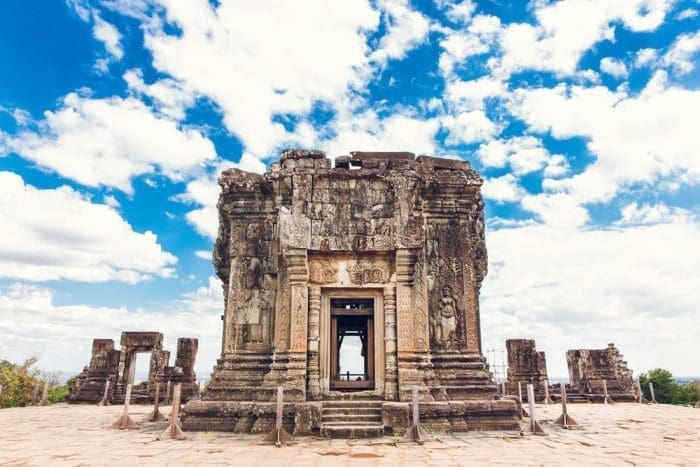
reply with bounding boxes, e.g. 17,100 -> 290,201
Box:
567,343 -> 638,402
183,150 -> 518,436
69,332 -> 198,404
505,339 -> 549,401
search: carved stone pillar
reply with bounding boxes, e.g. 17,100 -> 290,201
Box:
462,257 -> 480,353
287,248 -> 309,400
307,286 -> 321,399
396,249 -> 416,353
383,284 -> 398,400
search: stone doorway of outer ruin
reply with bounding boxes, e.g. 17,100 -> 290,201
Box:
329,298 -> 375,391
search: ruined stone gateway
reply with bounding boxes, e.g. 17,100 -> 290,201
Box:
183,150 -> 519,437
505,339 -> 549,402
567,343 -> 639,402
69,332 -> 199,404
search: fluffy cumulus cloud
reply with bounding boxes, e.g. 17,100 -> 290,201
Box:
496,0 -> 673,76
0,277 -> 223,374
0,172 -> 176,283
2,92 -> 216,193
477,136 -> 566,176
481,214 -> 700,376
370,0 -> 431,65
137,0 -> 381,159
510,71 -> 700,206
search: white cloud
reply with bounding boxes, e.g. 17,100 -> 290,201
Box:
438,15 -> 501,76
600,57 -> 629,78
437,0 -> 477,24
482,215 -> 700,377
634,47 -> 659,68
520,192 -> 590,227
444,76 -> 508,111
661,31 -> 700,75
124,69 -> 196,120
133,0 -> 380,160
675,8 -> 698,20
3,92 -> 216,193
496,0 -> 673,76
0,277 -> 223,376
370,0 -> 431,65
195,250 -> 212,260
67,1 -> 124,72
482,174 -> 525,203
0,172 -> 176,283
477,136 -> 566,176
616,202 -> 691,225
103,194 -> 120,208
442,110 -> 501,145
510,71 -> 700,208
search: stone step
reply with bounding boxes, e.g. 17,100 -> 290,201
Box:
322,401 -> 384,409
321,414 -> 382,423
322,407 -> 382,416
320,424 -> 384,439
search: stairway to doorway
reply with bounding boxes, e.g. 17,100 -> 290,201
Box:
320,400 -> 384,438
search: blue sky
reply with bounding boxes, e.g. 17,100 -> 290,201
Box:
1,0 -> 698,378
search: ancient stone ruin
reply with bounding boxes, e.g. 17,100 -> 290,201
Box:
69,332 -> 198,404
567,343 -> 638,402
182,149 -> 519,437
505,339 -> 549,401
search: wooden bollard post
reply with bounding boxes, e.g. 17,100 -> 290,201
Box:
144,382 -> 166,422
635,378 -> 644,403
554,385 -> 579,429
111,384 -> 138,429
263,386 -> 293,447
517,381 -> 529,417
158,383 -> 187,440
526,384 -> 546,435
543,380 -> 552,404
400,385 -> 431,444
602,379 -> 614,404
649,382 -> 657,404
98,380 -> 111,407
38,380 -> 50,406
164,381 -> 171,406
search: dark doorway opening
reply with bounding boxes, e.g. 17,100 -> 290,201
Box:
330,298 -> 374,390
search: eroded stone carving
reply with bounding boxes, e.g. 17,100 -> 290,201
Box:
431,285 -> 459,350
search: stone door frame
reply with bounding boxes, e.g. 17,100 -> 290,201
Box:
318,287 -> 385,399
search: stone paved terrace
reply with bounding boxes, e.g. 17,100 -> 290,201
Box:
1,402 -> 698,466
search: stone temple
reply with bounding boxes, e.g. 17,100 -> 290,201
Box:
504,339 -> 549,402
567,343 -> 638,402
183,150 -> 519,437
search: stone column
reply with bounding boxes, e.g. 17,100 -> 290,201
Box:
287,248 -> 309,399
396,248 -> 424,401
461,258 -> 480,354
307,286 -> 321,400
384,284 -> 398,400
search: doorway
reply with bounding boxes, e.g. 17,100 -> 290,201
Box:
330,298 -> 374,390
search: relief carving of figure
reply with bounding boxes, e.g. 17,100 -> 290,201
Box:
236,257 -> 271,346
431,285 -> 459,349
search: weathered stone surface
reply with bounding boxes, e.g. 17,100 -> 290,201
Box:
69,333 -> 198,404
505,339 -> 549,401
567,343 -> 639,402
187,149 -> 518,436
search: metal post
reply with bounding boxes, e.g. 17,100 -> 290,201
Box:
38,380 -> 50,406
165,381 -> 171,406
144,382 -> 165,421
553,385 -> 579,429
527,384 -> 545,435
98,380 -> 111,407
649,382 -> 657,403
31,383 -> 39,405
602,379 -> 614,404
518,381 -> 528,417
400,385 -> 431,444
543,380 -> 551,404
158,383 -> 187,440
501,382 -> 506,396
262,386 -> 293,446
111,384 -> 138,429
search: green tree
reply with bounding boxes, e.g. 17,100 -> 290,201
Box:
639,368 -> 699,405
0,356 -> 41,408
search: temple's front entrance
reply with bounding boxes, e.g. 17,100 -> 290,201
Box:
330,298 -> 374,390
